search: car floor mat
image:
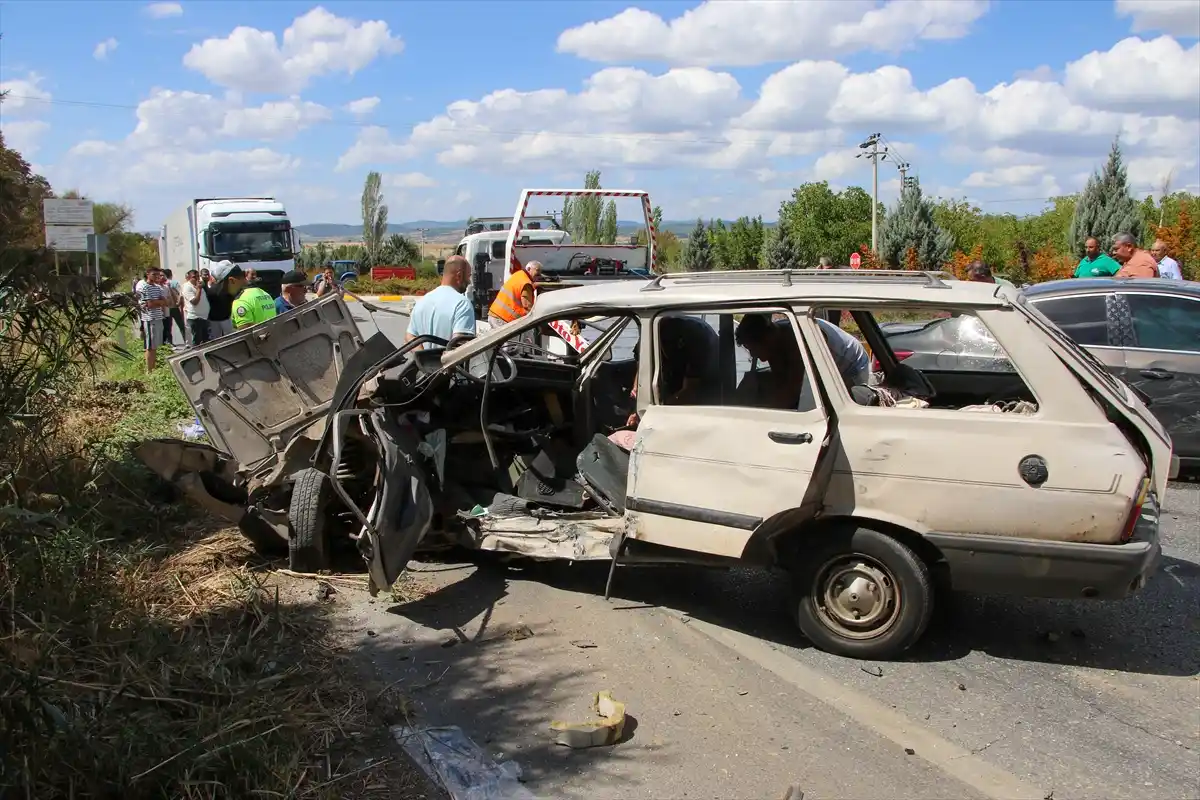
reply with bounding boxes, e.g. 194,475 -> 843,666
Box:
576,433 -> 630,514
515,439 -> 587,509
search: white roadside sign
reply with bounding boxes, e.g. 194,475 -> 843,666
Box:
43,198 -> 96,226
45,226 -> 94,251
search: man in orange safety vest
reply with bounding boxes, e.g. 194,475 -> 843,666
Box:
488,261 -> 542,329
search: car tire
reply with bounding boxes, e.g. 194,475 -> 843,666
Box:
237,512 -> 288,557
791,527 -> 933,660
287,468 -> 333,573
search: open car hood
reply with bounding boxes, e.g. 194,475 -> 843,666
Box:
168,294 -> 366,475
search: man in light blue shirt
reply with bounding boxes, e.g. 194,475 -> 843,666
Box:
1150,239 -> 1182,280
406,255 -> 476,348
815,317 -> 872,386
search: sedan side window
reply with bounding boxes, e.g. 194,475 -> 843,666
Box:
1029,295 -> 1109,346
1125,294 -> 1200,353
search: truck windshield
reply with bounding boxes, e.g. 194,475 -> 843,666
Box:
209,225 -> 292,261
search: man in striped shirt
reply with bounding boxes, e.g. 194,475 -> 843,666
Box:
135,267 -> 170,371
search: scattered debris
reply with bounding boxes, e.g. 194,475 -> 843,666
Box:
441,637 -> 459,648
176,417 -> 206,440
737,690 -> 749,696
861,666 -> 884,678
367,629 -> 377,637
506,625 -> 535,642
904,747 -> 915,756
679,615 -> 692,624
1044,791 -> 1055,800
956,683 -> 967,691
570,640 -> 598,649
550,691 -> 627,749
395,724 -> 534,800
779,784 -> 804,800
314,582 -> 336,601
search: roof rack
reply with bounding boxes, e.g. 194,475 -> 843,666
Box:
640,269 -> 952,292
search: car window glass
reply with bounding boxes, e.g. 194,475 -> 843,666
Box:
490,240 -> 506,259
454,243 -> 465,257
1124,293 -> 1200,353
1028,295 -> 1109,346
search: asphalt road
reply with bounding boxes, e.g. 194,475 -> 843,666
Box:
347,302 -> 1199,798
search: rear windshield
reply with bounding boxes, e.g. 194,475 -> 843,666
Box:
1016,294 -> 1126,398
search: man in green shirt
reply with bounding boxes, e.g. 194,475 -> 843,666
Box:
209,260 -> 278,330
1073,237 -> 1121,278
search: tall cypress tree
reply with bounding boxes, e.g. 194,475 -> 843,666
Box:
683,219 -> 714,272
878,178 -> 954,269
1068,138 -> 1143,258
762,225 -> 801,270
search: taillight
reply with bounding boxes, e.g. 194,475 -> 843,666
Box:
872,349 -> 913,372
1120,476 -> 1151,543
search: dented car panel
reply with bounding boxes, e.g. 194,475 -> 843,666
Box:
168,294 -> 364,478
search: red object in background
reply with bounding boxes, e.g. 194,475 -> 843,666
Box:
871,349 -> 913,372
849,252 -> 862,269
371,266 -> 417,281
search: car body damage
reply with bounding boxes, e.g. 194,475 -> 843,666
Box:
147,267 -> 1173,660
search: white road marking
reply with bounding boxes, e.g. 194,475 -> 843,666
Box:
672,611 -> 1046,800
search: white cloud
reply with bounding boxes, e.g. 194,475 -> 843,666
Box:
556,0 -> 990,67
1115,0 -> 1200,37
390,172 -> 436,189
453,190 -> 473,206
144,2 -> 183,18
1,120 -> 50,157
344,96 -> 380,116
93,38 -> 119,60
124,90 -> 331,149
183,6 -> 404,93
68,140 -> 119,158
336,125 -> 416,172
0,73 -> 51,116
1014,65 -> 1056,82
123,148 -> 300,186
962,165 -> 1051,188
1064,36 -> 1200,117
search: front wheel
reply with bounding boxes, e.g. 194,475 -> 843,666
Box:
287,468 -> 333,573
791,527 -> 933,660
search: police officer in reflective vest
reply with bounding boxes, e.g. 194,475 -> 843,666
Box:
209,260 -> 278,330
487,261 -> 542,329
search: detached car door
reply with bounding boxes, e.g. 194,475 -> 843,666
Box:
1115,290 -> 1200,463
169,294 -> 364,472
627,310 -> 832,560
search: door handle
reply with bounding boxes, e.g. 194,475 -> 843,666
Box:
1140,368 -> 1174,380
768,431 -> 813,444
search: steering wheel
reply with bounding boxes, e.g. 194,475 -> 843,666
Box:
455,348 -> 519,386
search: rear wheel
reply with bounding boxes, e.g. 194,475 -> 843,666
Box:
287,468 -> 333,573
791,527 -> 933,659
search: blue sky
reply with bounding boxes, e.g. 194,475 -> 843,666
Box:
1,0 -> 1197,230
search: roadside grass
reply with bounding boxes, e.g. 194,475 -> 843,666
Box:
1,341 -> 432,799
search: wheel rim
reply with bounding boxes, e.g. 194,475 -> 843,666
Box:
811,553 -> 900,641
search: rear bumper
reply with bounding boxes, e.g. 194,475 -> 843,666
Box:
925,495 -> 1162,600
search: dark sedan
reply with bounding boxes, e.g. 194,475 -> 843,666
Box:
881,278 -> 1200,468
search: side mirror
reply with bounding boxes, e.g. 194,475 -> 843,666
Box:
436,258 -> 445,275
291,229 -> 301,256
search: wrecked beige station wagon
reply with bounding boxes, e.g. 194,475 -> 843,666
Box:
141,269 -> 1174,660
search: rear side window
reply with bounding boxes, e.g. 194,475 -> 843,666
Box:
1124,293 -> 1200,353
1029,294 -> 1109,346
490,240 -> 506,259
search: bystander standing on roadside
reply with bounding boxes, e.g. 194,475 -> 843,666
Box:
181,269 -> 211,346
163,269 -> 185,347
205,260 -> 236,339
966,260 -> 1017,290
315,266 -> 341,298
407,255 -> 475,349
1111,233 -> 1159,278
136,267 -> 169,372
275,270 -> 310,314
1150,239 -> 1182,280
1074,237 -> 1121,277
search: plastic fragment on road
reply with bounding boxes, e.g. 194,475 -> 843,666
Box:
392,724 -> 536,800
549,691 -> 626,748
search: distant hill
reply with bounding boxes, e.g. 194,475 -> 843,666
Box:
295,218 -> 759,241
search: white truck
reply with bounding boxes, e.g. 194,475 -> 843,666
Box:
159,197 -> 302,298
441,189 -> 659,335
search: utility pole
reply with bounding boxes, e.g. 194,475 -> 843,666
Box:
857,133 -> 887,253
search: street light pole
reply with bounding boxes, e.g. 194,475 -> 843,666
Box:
857,133 -> 887,253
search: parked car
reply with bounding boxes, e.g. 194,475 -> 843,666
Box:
139,271 -> 1172,661
881,278 -> 1199,470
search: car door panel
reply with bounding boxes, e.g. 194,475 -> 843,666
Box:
626,310 -> 831,560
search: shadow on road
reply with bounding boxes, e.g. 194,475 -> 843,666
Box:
350,564 -> 664,800
470,550 -> 1198,678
